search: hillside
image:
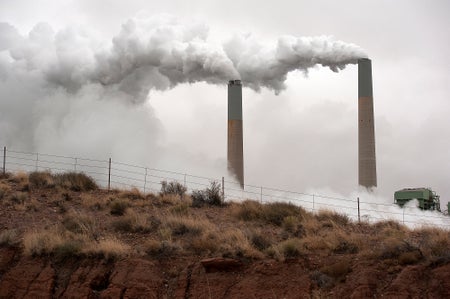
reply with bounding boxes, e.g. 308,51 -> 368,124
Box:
0,171 -> 449,298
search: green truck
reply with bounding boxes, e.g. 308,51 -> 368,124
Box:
394,188 -> 441,211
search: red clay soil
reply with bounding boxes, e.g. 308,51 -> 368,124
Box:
1,247 -> 450,298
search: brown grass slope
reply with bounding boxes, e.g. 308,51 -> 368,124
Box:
0,171 -> 449,298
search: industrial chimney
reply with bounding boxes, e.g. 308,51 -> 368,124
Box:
228,80 -> 244,188
358,58 -> 377,189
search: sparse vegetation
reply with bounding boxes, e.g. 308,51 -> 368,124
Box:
0,170 -> 449,297
160,180 -> 187,198
191,181 -> 223,207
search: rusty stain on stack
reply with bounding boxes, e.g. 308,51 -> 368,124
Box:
228,79 -> 244,188
358,58 -> 377,189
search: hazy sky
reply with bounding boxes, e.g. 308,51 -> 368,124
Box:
0,0 -> 449,207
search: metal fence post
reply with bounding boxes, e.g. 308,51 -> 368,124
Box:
312,194 -> 315,211
2,146 -> 6,175
357,197 -> 361,223
184,174 -> 187,188
222,177 -> 225,200
260,186 -> 263,203
74,158 -> 77,171
143,167 -> 148,193
35,153 -> 39,171
108,158 -> 111,191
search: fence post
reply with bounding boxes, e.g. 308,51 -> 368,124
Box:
260,186 -> 263,203
143,167 -> 148,193
34,153 -> 39,171
221,177 -> 225,201
184,174 -> 187,188
74,158 -> 77,171
108,158 -> 111,191
312,194 -> 315,211
402,208 -> 405,224
2,146 -> 6,175
357,197 -> 361,223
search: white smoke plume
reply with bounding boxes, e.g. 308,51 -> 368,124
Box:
0,15 -> 367,104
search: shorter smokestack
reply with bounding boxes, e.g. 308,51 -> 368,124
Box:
228,80 -> 244,188
358,58 -> 377,189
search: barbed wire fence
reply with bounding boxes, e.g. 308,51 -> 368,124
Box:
1,146 -> 449,228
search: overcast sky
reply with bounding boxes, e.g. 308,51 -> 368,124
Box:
0,0 -> 449,207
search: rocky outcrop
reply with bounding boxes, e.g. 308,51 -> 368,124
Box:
0,250 -> 449,298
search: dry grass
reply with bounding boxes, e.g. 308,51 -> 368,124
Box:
80,193 -> 106,210
29,171 -> 55,189
23,229 -> 65,256
163,215 -> 212,237
83,237 -> 130,259
0,229 -> 20,247
112,208 -> 152,233
62,212 -> 97,237
109,198 -> 130,216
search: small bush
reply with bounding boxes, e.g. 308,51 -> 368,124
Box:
248,230 -> 272,251
163,215 -> 210,237
54,172 -> 98,192
23,230 -> 64,256
119,188 -> 144,200
316,210 -> 350,227
263,202 -> 305,226
0,229 -> 20,247
160,181 -> 187,198
310,270 -> 334,289
145,240 -> 180,257
62,213 -> 97,236
83,238 -> 130,260
9,192 -> 28,204
278,238 -> 303,258
320,259 -> 352,282
233,200 -> 264,221
191,181 -> 223,207
112,209 -> 151,233
110,199 -> 129,216
29,171 -> 55,189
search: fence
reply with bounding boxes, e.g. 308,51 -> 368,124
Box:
1,146 -> 449,228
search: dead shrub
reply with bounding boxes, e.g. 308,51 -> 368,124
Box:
9,191 -> 28,204
0,182 -> 11,200
23,230 -> 64,256
54,172 -> 98,191
170,202 -> 190,216
247,229 -> 273,251
11,172 -> 29,191
263,202 -> 305,226
218,228 -> 263,259
29,171 -> 55,189
316,210 -> 350,227
278,238 -> 303,258
119,188 -> 144,200
80,194 -> 105,211
0,229 -> 20,247
163,215 -> 211,237
189,231 -> 220,254
160,181 -> 186,198
62,212 -> 97,237
112,209 -> 151,233
83,237 -> 130,260
109,199 -> 129,216
310,270 -> 334,289
145,240 -> 180,257
412,227 -> 450,258
232,200 -> 264,221
320,258 -> 352,282
191,181 -> 223,207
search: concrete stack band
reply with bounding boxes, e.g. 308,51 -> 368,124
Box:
228,79 -> 244,188
358,58 -> 377,188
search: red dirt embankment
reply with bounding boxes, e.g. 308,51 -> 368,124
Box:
1,247 -> 450,298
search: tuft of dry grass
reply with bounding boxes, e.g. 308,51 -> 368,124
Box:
10,172 -> 30,191
118,188 -> 145,200
112,209 -> 152,233
54,172 -> 98,192
144,239 -> 180,257
62,212 -> 97,237
0,229 -> 20,247
83,237 -> 130,259
23,229 -> 65,256
80,193 -> 106,211
163,215 -> 211,237
316,210 -> 350,227
0,181 -> 11,200
109,198 -> 130,216
29,171 -> 55,189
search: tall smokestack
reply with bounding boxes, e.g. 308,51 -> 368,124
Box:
228,79 -> 244,188
358,58 -> 377,189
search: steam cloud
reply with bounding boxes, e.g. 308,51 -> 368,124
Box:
0,15 -> 367,104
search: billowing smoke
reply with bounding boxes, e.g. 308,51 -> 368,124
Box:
0,15 -> 367,104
